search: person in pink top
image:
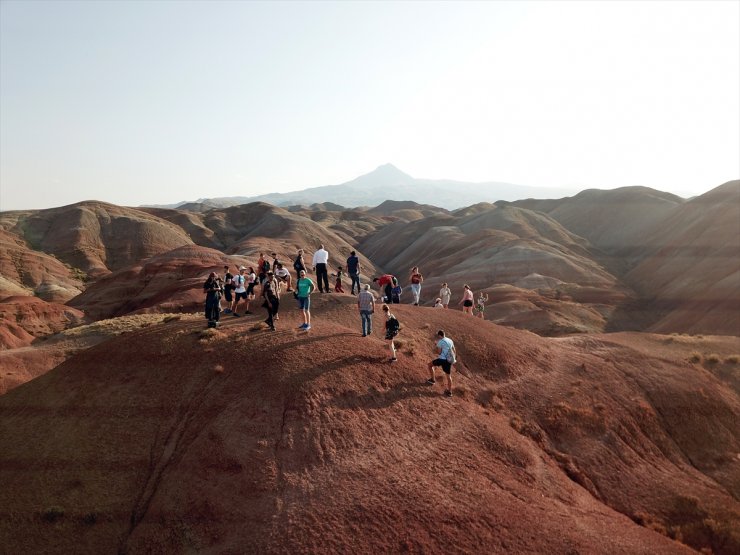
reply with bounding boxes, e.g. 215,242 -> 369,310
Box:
459,284 -> 474,315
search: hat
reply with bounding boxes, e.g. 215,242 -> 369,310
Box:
239,266 -> 246,271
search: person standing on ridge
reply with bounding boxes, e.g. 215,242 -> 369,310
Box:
390,276 -> 402,304
271,252 -> 280,273
333,265 -> 345,293
262,270 -> 281,331
257,253 -> 268,284
232,266 -> 248,316
346,250 -> 362,295
222,265 -> 234,314
459,284 -> 474,315
439,282 -> 452,309
357,283 -> 376,336
293,248 -> 307,282
295,269 -> 315,330
427,329 -> 456,397
312,244 -> 330,293
475,292 -> 489,319
203,272 -> 223,328
373,273 -> 395,303
409,266 -> 423,306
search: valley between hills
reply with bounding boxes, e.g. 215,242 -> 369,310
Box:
0,180 -> 738,553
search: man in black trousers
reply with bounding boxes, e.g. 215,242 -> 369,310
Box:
312,244 -> 330,293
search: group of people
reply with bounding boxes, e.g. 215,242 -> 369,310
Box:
203,246 -> 484,396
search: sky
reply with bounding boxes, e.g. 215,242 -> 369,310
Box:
1,0 -> 738,211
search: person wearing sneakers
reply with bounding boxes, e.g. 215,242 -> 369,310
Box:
382,304 -> 400,362
232,266 -> 248,316
262,270 -> 281,331
409,266 -> 423,305
295,269 -> 315,330
427,329 -> 456,397
357,283 -> 376,336
222,265 -> 234,314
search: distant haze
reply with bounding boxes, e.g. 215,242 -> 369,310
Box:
1,1 -> 738,211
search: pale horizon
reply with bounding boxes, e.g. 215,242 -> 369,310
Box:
1,0 -> 738,211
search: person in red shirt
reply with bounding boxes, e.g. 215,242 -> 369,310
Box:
373,274 -> 395,303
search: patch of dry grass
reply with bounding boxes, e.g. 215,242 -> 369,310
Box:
60,313 -> 199,339
705,353 -> 720,364
725,354 -> 739,364
688,351 -> 702,363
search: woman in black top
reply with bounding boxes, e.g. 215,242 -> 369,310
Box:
262,271 -> 281,331
293,249 -> 307,281
203,272 -> 223,327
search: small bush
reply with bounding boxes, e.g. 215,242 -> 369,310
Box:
689,352 -> 702,363
725,354 -> 739,364
705,353 -> 720,364
41,506 -> 64,523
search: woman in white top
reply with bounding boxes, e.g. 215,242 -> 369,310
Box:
474,292 -> 489,319
439,282 -> 452,308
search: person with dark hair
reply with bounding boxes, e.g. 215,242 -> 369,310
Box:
373,274 -> 395,303
293,248 -> 307,281
346,250 -> 362,295
409,266 -> 423,305
243,266 -> 257,315
203,272 -> 223,328
459,284 -> 474,315
382,304 -> 400,362
257,253 -> 268,284
439,282 -> 452,309
312,244 -> 330,293
333,265 -> 345,293
222,265 -> 234,314
271,252 -> 280,273
275,263 -> 293,292
295,269 -> 315,330
262,270 -> 281,331
390,276 -> 402,304
232,266 -> 248,317
427,329 -> 456,397
357,283 -> 376,336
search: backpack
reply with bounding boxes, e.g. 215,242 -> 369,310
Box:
445,344 -> 457,364
261,260 -> 271,274
391,285 -> 402,297
387,316 -> 400,333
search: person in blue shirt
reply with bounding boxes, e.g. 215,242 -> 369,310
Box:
346,250 -> 362,295
426,329 -> 456,397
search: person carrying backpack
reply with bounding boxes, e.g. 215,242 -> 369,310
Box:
427,329 -> 456,397
382,304 -> 400,362
203,272 -> 223,328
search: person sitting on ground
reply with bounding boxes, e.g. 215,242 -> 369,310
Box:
459,284 -> 474,315
383,304 -> 400,363
222,265 -> 234,314
434,297 -> 444,309
427,329 -> 456,397
203,272 -> 223,328
232,266 -> 248,316
357,283 -> 376,337
439,282 -> 452,309
332,265 -> 345,293
295,269 -> 315,330
274,263 -> 294,291
390,276 -> 402,304
474,292 -> 489,319
373,274 -> 395,303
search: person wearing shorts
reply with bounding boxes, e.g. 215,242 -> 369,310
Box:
295,269 -> 315,330
459,284 -> 474,315
222,265 -> 234,313
232,266 -> 248,316
427,330 -> 456,397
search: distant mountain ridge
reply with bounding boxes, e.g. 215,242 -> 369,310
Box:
145,164 -> 582,210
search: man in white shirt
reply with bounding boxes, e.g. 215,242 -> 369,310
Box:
427,329 -> 456,397
312,244 -> 330,293
232,266 -> 248,316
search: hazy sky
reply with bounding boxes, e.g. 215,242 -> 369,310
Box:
1,0 -> 738,210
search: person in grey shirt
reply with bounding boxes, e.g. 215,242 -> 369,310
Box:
357,283 -> 376,337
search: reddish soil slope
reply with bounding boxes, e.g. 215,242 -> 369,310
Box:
1,202 -> 194,277
0,229 -> 84,302
0,296 -> 84,350
1,297 -> 737,554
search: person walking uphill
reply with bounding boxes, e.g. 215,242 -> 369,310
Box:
383,304 -> 400,362
203,272 -> 223,328
409,266 -> 423,305
427,329 -> 456,397
295,269 -> 315,330
357,283 -> 376,337
262,271 -> 281,331
347,250 -> 362,295
312,244 -> 330,293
